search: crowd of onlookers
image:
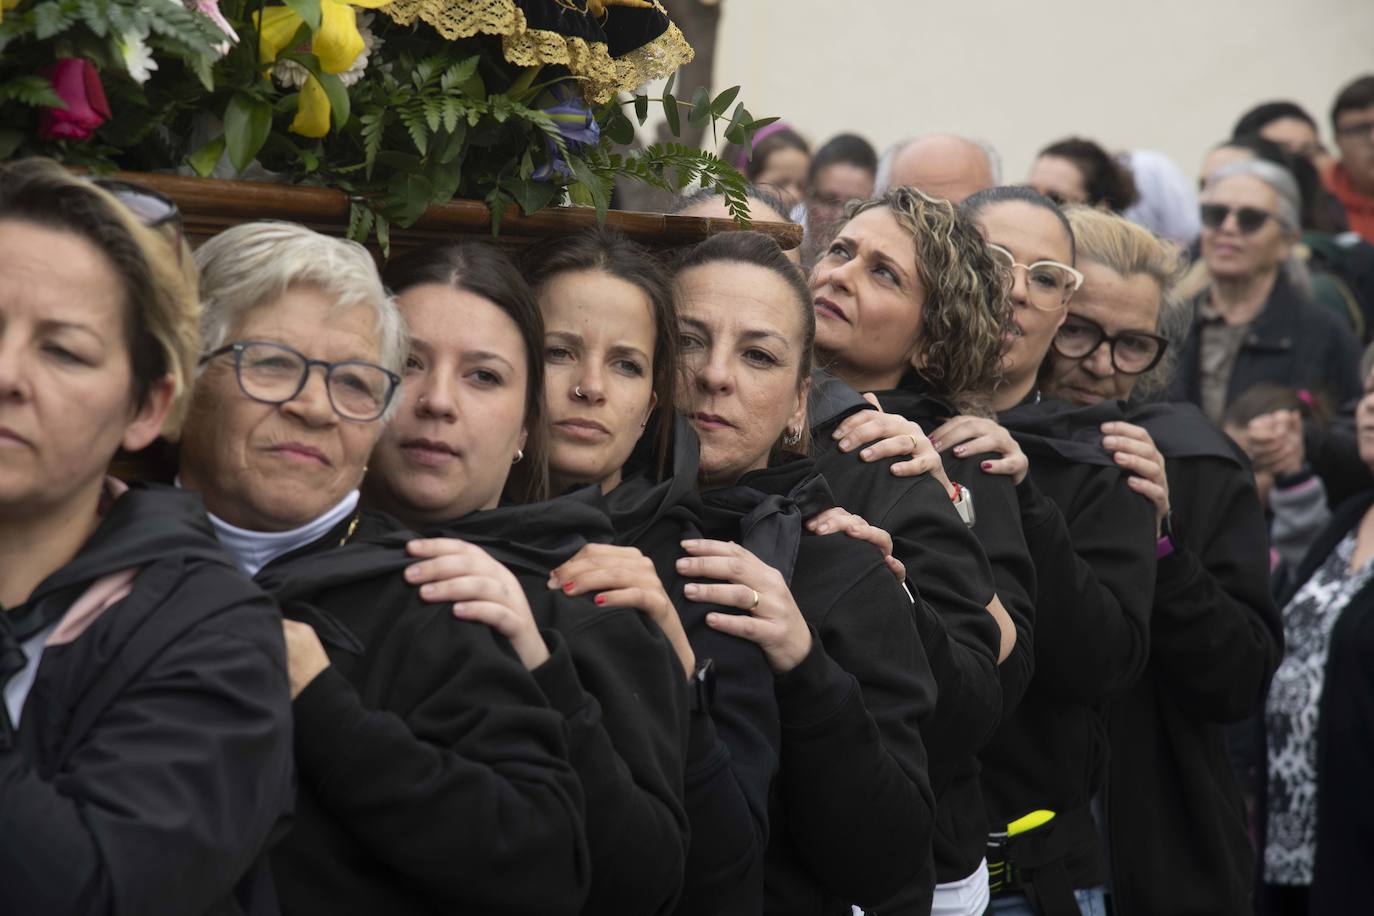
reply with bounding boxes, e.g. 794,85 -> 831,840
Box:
2,69 -> 1374,916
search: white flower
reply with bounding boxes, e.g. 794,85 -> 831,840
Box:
117,26 -> 158,85
271,13 -> 379,90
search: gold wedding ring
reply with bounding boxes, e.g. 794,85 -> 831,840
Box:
747,588 -> 761,611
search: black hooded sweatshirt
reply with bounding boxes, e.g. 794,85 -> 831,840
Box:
695,457 -> 937,916
430,489 -> 691,916
1105,402 -> 1282,916
981,398 -> 1156,896
604,416 -> 779,916
808,372 -> 1015,912
0,482 -> 294,916
255,508 -> 590,916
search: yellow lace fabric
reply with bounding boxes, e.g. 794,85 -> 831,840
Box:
379,0 -> 693,103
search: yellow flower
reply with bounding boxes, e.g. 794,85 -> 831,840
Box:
291,74 -> 332,138
253,0 -> 388,136
0,0 -> 22,25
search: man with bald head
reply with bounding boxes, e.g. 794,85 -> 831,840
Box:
877,133 -> 1001,203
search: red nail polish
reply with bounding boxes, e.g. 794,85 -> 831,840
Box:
563,581 -> 576,592
981,461 -> 992,470
594,594 -> 605,605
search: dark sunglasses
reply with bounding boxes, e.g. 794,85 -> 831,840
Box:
88,177 -> 185,259
1199,203 -> 1276,234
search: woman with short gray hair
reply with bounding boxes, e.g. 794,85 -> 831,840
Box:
1168,159 -> 1361,423
176,221 -> 589,913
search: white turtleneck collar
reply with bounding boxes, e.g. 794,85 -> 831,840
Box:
182,483 -> 361,577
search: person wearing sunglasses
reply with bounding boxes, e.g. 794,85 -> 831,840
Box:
1170,159 -> 1361,428
1326,74 -> 1374,245
0,159 -> 295,914
1037,207 -> 1282,916
176,222 -> 590,913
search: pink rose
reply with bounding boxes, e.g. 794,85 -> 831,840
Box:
38,59 -> 112,142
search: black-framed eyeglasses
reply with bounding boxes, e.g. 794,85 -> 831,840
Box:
200,340 -> 400,422
1051,314 -> 1169,375
89,177 -> 185,261
1199,203 -> 1278,234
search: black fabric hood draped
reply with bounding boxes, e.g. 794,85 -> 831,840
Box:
1000,397 -> 1126,468
999,397 -> 1244,470
807,369 -> 870,430
604,411 -> 702,547
1128,401 -> 1245,467
257,486 -> 615,604
870,371 -> 962,431
695,456 -> 836,586
1,483 -> 234,689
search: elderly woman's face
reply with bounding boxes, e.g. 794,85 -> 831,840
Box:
0,221 -> 170,516
1041,260 -> 1163,406
675,262 -> 809,488
1200,174 -> 1294,281
179,285 -> 386,531
364,284 -> 529,527
810,206 -> 925,388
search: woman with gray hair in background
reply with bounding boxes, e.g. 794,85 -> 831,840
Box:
176,222 -> 589,914
1169,158 -> 1361,425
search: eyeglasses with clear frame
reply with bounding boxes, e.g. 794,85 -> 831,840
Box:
1051,314 -> 1169,375
986,242 -> 1084,311
200,340 -> 400,422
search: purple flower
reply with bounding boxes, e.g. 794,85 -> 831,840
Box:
533,83 -> 599,182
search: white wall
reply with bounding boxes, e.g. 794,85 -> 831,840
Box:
710,0 -> 1374,186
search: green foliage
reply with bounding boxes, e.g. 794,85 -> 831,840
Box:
1,3 -> 778,240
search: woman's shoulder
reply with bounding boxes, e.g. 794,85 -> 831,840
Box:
793,531 -> 900,617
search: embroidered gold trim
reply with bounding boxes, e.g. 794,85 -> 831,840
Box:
379,0 -> 692,103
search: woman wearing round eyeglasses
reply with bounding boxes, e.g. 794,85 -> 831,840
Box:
176,222 -> 589,914
1037,208 -> 1281,916
931,187 -> 1158,916
1171,159 -> 1361,426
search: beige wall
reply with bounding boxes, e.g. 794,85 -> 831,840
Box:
708,0 -> 1374,187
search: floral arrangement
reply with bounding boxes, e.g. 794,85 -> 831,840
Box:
0,1 -> 775,245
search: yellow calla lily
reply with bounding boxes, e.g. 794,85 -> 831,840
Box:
313,0 -> 389,73
0,0 -> 23,25
255,6 -> 303,65
291,74 -> 332,139
252,0 -> 388,137
253,0 -> 388,72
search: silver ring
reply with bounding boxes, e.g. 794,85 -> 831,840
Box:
747,588 -> 760,611
574,385 -> 585,399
